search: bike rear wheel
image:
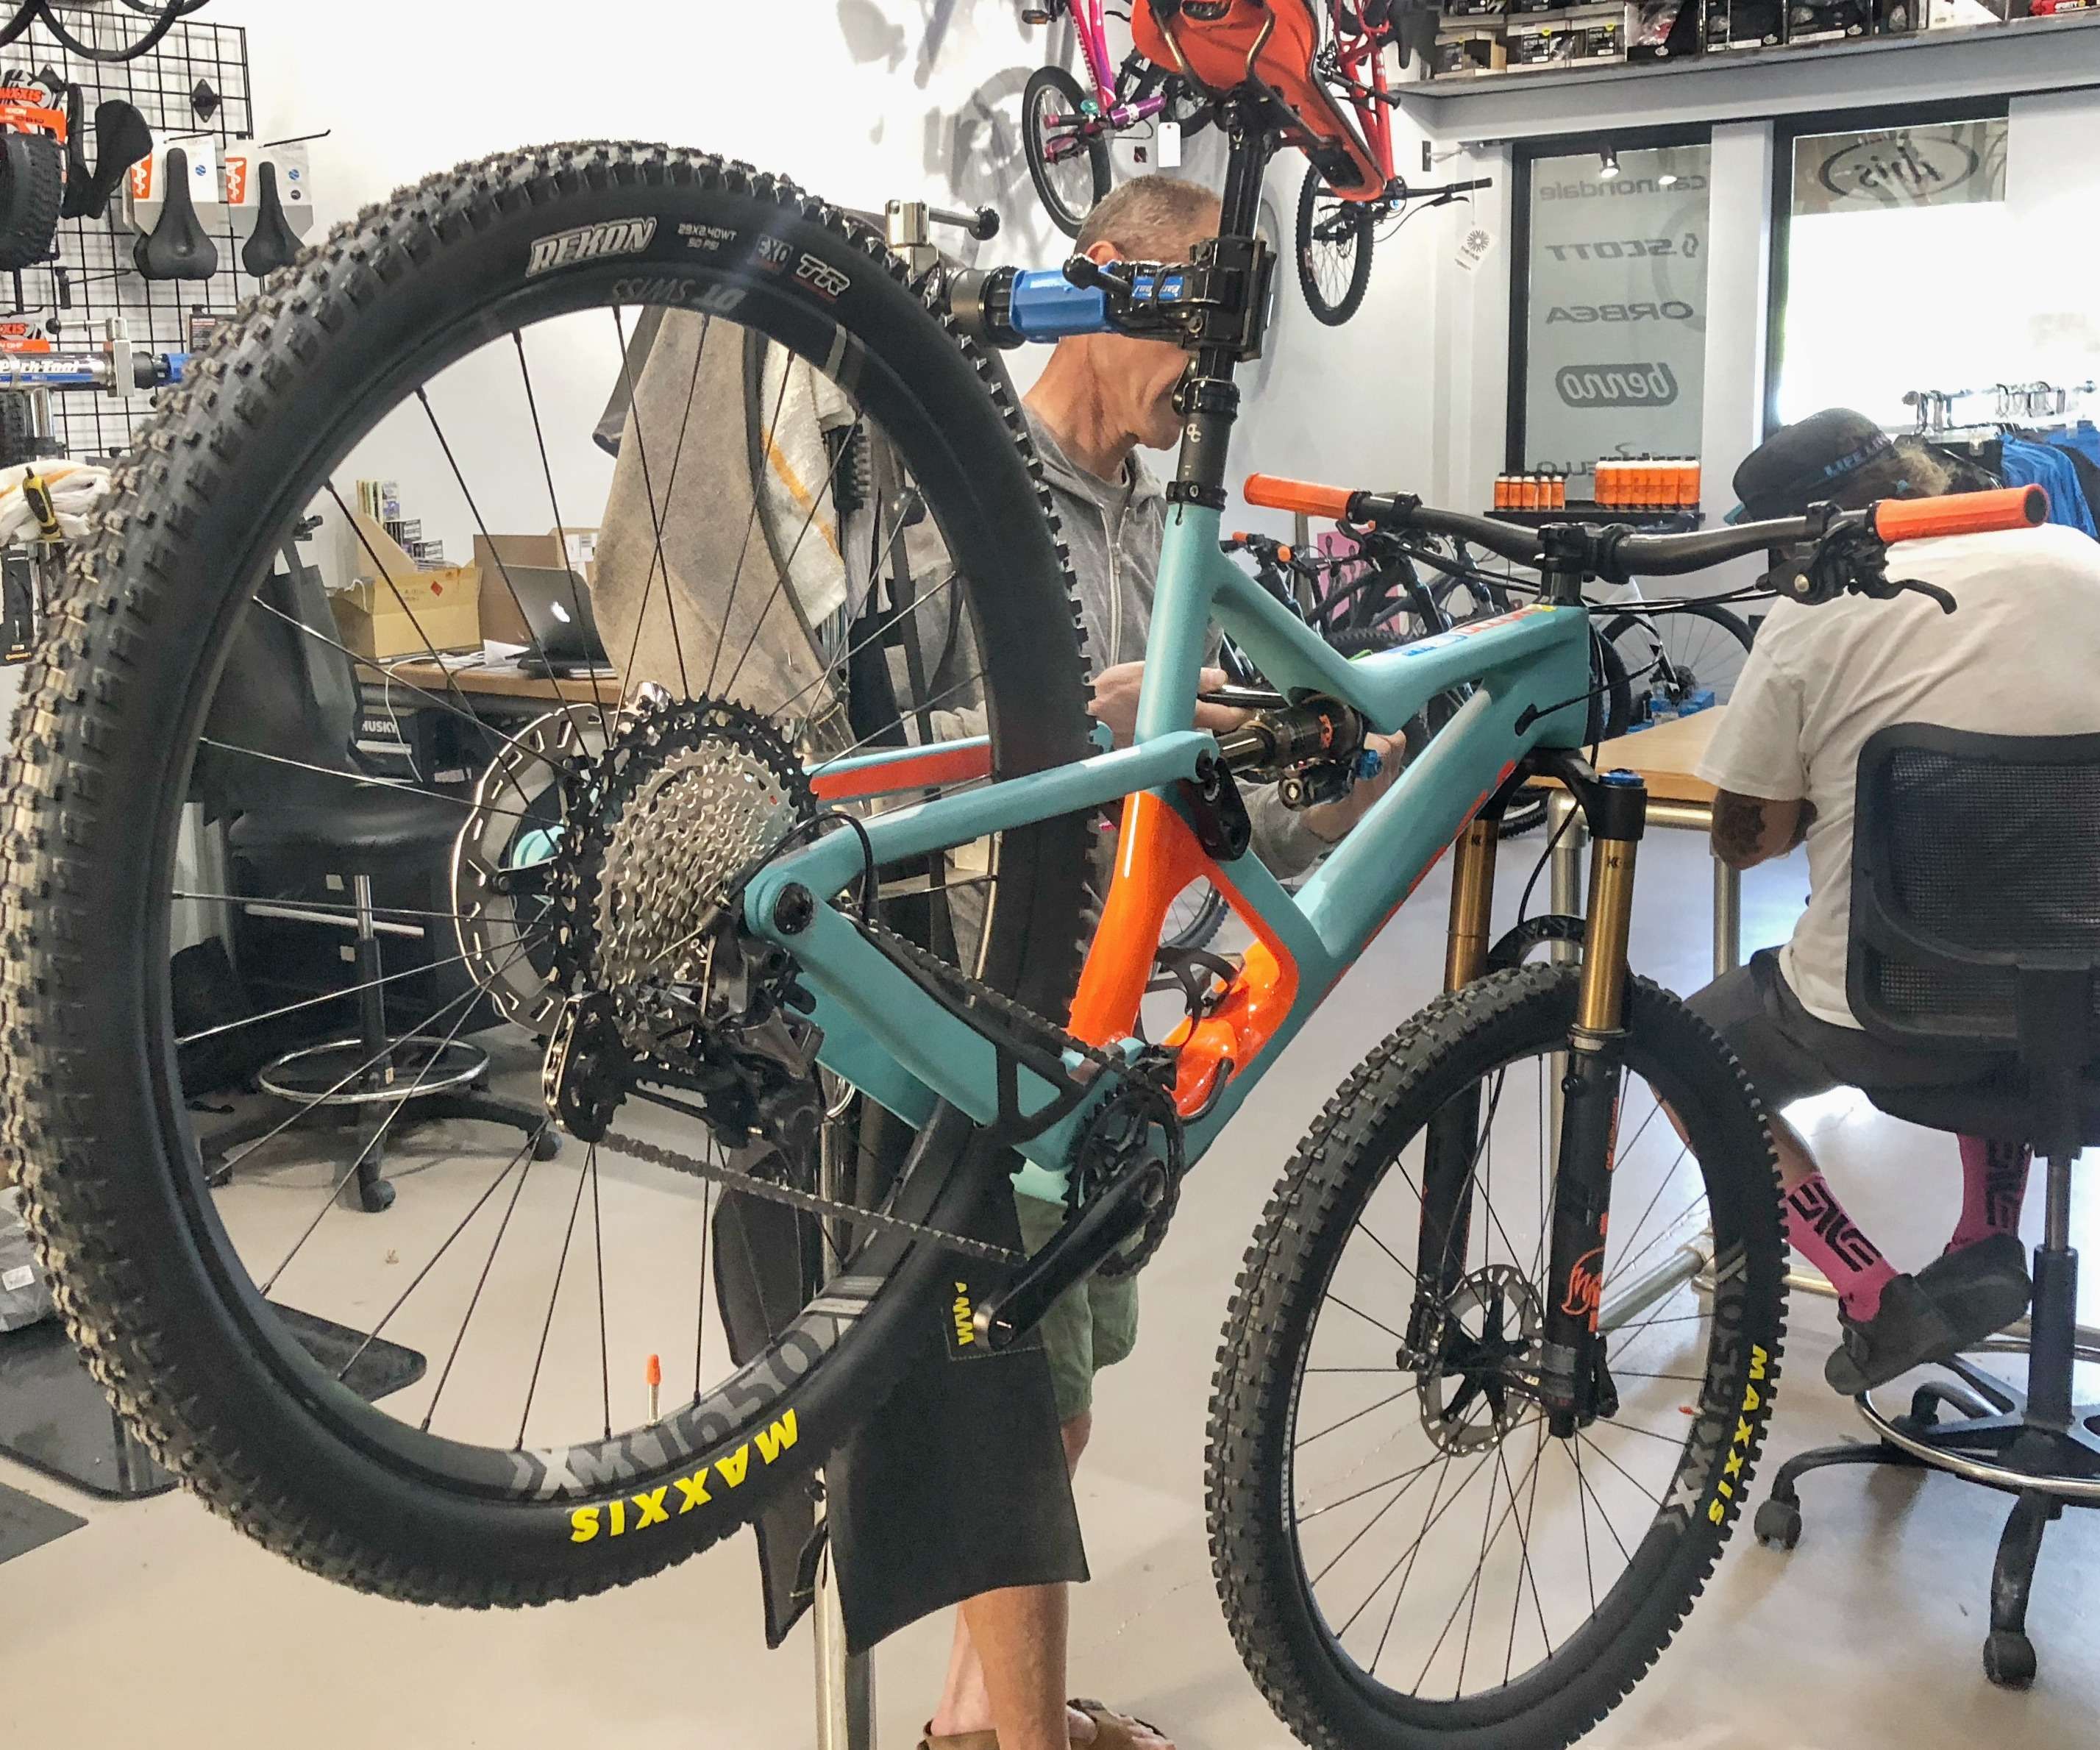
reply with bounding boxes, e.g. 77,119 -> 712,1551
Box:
1,145 -> 1093,1607
1209,966 -> 1786,1749
1297,163 -> 1375,327
1024,64 -> 1111,239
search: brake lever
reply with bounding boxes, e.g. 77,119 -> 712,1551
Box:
1887,576 -> 1958,615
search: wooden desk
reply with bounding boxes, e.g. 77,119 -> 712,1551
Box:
1540,705 -> 1739,978
383,658 -> 624,708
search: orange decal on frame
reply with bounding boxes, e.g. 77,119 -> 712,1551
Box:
809,741 -> 993,803
1069,791 -> 1300,1117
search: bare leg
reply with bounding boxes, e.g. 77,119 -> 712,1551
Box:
927,1415 -> 1169,1748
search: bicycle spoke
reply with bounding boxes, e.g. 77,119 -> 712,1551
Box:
516,1148 -> 594,1451
194,737 -> 531,819
694,1159 -> 715,1401
591,1139 -> 611,1443
515,326 -> 612,720
1503,1423 -> 1551,1683
702,338 -> 793,697
421,1126 -> 544,1431
612,302 -> 711,697
1300,1452 -> 1445,1525
720,409 -> 866,701
1295,1384 -> 1420,1451
339,1126 -> 544,1379
180,935 -> 519,1048
248,594 -> 583,778
254,929 -> 552,1290
416,387 -> 599,753
324,480 -> 515,769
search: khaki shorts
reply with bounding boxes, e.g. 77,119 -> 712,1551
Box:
1014,1192 -> 1139,1423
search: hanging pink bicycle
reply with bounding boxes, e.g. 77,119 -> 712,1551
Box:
1021,0 -> 1213,237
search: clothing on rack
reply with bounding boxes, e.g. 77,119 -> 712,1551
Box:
2051,444 -> 2100,542
2000,436 -> 2097,540
2058,419 -> 2099,469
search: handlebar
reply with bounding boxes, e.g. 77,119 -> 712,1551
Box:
1242,473 -> 2048,591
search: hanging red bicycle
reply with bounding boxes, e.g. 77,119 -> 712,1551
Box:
1020,0 -> 1213,237
1295,1 -> 1489,324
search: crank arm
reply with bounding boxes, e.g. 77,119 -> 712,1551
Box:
972,1161 -> 1161,1350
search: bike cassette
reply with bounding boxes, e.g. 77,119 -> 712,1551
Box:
1415,1263 -> 1544,1455
552,689 -> 818,1048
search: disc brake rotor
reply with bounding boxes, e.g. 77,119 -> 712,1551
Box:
1417,1262 -> 1545,1456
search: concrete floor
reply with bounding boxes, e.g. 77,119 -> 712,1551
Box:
4,830 -> 2093,1749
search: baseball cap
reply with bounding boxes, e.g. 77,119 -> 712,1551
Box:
1726,408 -> 1896,524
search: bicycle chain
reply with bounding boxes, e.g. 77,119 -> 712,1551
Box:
597,1123 -> 1022,1264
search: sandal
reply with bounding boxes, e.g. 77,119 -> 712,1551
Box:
917,1699 -> 1168,1750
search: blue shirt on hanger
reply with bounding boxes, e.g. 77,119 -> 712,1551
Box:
2002,438 -> 2097,540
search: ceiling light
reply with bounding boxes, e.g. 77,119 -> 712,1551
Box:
1598,147 -> 1620,180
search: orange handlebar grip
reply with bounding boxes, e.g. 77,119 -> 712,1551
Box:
1875,485 -> 2046,544
1244,473 -> 1355,519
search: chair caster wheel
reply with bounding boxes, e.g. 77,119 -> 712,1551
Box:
1984,1631 -> 2036,1690
1754,1498 -> 1802,1551
345,1176 -> 396,1214
532,1128 -> 563,1162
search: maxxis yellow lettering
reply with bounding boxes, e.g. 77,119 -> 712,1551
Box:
1707,1345 -> 1770,1525
953,1280 -> 975,1348
566,1409 -> 800,1546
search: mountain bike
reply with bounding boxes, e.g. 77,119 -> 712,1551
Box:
1021,0 -> 1213,237
1,15 -> 2046,1748
1294,0 -> 1491,325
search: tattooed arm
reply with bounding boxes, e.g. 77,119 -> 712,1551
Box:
1710,790 -> 1813,872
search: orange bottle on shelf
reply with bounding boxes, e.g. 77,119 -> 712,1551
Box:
1493,474 -> 1510,511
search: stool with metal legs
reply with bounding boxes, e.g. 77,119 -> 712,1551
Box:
208,869 -> 558,1210
1745,724 -> 2100,1690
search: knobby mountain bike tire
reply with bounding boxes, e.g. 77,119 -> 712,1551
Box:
1296,162 -> 1374,328
1209,964 -> 1786,1750
0,144 -> 1095,1607
1024,64 -> 1111,239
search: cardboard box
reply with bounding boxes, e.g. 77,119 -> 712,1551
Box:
472,528 -> 599,647
332,513 -> 481,660
1434,28 -> 1511,71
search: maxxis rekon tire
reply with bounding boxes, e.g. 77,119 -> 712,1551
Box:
1296,162 -> 1373,328
1208,966 -> 1787,1750
1023,65 -> 1110,239
0,144 -> 1093,1609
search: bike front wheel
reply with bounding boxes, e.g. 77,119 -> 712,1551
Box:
1209,965 -> 1786,1750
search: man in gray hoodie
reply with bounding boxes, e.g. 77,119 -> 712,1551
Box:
922,176 -> 1399,1750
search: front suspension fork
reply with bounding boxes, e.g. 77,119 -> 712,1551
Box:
1407,813 -> 1498,1353
1538,772 -> 1646,1432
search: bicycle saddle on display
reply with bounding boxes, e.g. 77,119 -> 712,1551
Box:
241,159 -> 299,277
1134,0 -> 1383,198
133,144 -> 218,280
63,94 -> 151,221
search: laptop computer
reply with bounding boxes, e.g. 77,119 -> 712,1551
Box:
503,565 -> 611,677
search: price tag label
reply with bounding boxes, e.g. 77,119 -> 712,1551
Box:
1158,119 -> 1182,168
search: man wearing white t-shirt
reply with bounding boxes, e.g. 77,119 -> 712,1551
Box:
1686,408 -> 2100,1394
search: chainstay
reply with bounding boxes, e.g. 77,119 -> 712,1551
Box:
854,911 -> 1120,1075
597,1124 -> 1023,1264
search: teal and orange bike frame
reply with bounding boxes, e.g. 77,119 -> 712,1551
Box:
738,109 -> 1597,1201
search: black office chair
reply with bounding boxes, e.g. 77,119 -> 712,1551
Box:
1754,722 -> 2100,1690
192,545 -> 556,1212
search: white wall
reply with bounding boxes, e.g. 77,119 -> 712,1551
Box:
229,0 -> 1473,555
214,7 -> 2100,566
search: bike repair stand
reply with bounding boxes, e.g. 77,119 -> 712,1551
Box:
806,195 -> 1007,1750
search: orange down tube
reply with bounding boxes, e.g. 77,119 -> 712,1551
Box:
1069,791 -> 1298,1117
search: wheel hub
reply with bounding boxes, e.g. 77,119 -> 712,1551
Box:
1414,1263 -> 1545,1455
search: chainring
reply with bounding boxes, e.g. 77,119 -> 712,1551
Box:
1069,1052 -> 1186,1280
